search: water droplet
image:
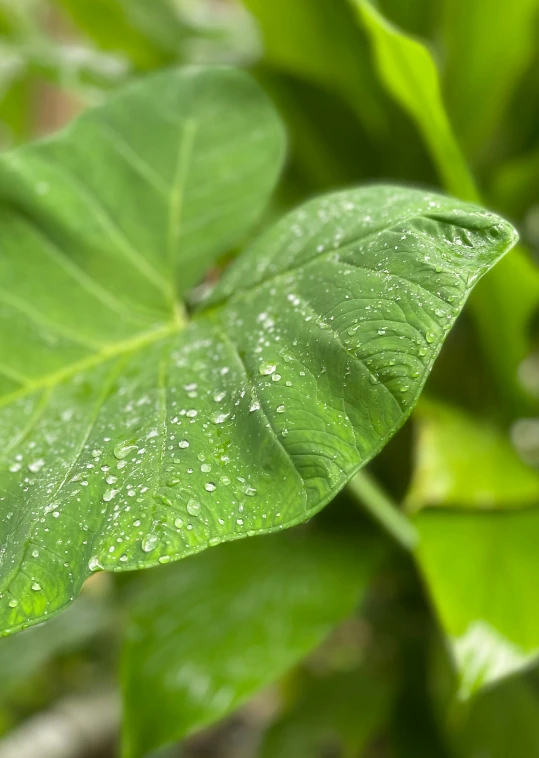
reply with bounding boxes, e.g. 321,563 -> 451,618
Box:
8,598 -> 18,608
114,441 -> 138,460
174,517 -> 184,528
211,412 -> 230,425
201,463 -> 211,473
276,405 -> 286,413
103,488 -> 119,502
259,363 -> 276,376
250,401 -> 261,412
178,440 -> 189,448
186,499 -> 201,516
88,556 -> 102,572
205,482 -> 216,492
425,331 -> 435,344
213,391 -> 226,403
142,534 -> 159,553
31,582 -> 41,592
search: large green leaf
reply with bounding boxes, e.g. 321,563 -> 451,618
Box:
122,528 -> 378,758
0,68 -> 516,635
407,399 -> 539,511
416,509 -> 539,698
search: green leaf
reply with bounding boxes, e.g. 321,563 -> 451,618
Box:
260,665 -> 391,758
353,0 -> 539,415
442,0 -> 539,157
122,528 -> 378,758
0,591 -> 109,700
454,673 -> 539,758
352,0 -> 478,202
241,0 -> 387,137
407,399 -> 539,511
0,69 -> 516,636
415,509 -> 539,698
54,0 -> 198,70
492,143 -> 539,219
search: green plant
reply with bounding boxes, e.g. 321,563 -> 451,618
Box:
3,0 -> 539,756
0,61 -> 519,754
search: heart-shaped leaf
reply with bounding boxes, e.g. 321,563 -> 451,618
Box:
0,64 -> 516,634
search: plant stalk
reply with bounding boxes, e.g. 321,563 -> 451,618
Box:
348,471 -> 419,551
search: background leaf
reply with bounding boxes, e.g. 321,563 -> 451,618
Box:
122,528 -> 379,758
415,508 -> 539,697
352,0 -> 477,202
407,399 -> 539,510
442,0 -> 539,159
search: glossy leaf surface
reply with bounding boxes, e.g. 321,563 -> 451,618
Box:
122,529 -> 378,758
0,66 -> 516,635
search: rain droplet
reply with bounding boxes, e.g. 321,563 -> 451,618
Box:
276,405 -> 286,413
178,440 -> 189,448
114,441 -> 138,460
211,412 -> 230,425
186,499 -> 201,516
259,363 -> 276,376
142,534 -> 159,553
88,556 -> 102,572
31,582 -> 41,592
205,482 -> 216,492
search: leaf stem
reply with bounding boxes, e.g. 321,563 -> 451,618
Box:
347,471 -> 419,551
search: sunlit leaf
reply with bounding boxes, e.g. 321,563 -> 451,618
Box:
407,399 -> 539,511
122,528 -> 379,758
416,509 -> 539,697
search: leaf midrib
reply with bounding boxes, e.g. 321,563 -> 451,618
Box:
0,321 -> 181,409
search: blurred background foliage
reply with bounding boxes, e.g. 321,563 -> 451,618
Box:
2,0 -> 539,757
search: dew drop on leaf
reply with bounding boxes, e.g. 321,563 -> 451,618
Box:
186,499 -> 201,516
114,442 -> 138,460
